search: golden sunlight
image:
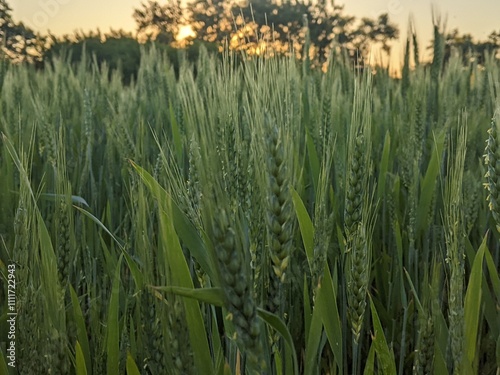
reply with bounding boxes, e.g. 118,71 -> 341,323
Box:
177,25 -> 196,41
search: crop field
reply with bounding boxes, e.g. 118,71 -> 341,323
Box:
0,32 -> 500,375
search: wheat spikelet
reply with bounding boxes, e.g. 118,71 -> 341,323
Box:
444,118 -> 467,374
213,208 -> 263,370
38,122 -> 57,168
166,297 -> 195,374
247,150 -> 265,301
412,27 -> 420,67
265,125 -> 294,283
344,76 -> 373,375
346,223 -> 371,344
141,291 -> 167,374
402,36 -> 411,94
484,111 -> 500,232
187,136 -> 202,224
463,171 -> 480,234
56,199 -> 71,284
17,287 -> 45,374
344,134 -> 365,234
413,315 -> 435,375
78,89 -> 95,197
45,331 -> 70,374
13,206 -> 29,265
430,12 -> 444,83
312,135 -> 334,291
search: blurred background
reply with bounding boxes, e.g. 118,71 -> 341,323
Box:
2,0 -> 500,78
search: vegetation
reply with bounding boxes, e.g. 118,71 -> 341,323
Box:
0,0 -> 44,62
42,31 -> 220,84
135,0 -> 400,62
1,0 -> 499,79
0,15 -> 500,375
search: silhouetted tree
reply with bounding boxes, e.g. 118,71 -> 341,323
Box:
430,28 -> 500,66
134,0 -> 184,43
44,31 -> 142,83
356,14 -> 399,55
135,0 -> 399,65
187,0 -> 234,43
43,30 -> 221,83
0,0 -> 43,62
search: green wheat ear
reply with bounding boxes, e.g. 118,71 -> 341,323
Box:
484,110 -> 500,233
212,207 -> 264,371
266,125 -> 294,283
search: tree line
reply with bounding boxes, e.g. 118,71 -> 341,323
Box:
1,0 -> 499,81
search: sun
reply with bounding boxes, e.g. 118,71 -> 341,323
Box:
177,25 -> 196,41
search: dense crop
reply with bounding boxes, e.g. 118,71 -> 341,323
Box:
0,35 -> 499,375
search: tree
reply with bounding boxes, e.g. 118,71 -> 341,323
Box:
0,0 -> 43,62
132,0 -> 400,65
134,0 -> 184,44
437,28 -> 500,66
476,31 -> 499,62
186,0 -> 349,59
187,0 -> 235,43
44,31 -> 142,83
357,14 -> 399,55
186,0 -> 397,63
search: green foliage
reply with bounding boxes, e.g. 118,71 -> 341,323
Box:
0,22 -> 500,375
43,33 -> 141,84
42,34 -> 220,84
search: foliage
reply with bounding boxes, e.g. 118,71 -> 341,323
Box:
43,31 -> 219,83
0,0 -> 44,62
134,0 -> 184,44
43,31 -> 142,84
0,20 -> 500,375
136,0 -> 399,64
442,29 -> 500,65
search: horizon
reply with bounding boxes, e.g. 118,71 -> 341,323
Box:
10,0 -> 500,71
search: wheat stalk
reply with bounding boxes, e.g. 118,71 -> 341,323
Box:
484,110 -> 500,232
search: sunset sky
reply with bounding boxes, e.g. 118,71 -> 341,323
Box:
10,0 -> 500,68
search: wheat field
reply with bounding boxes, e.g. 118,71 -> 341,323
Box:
0,32 -> 500,375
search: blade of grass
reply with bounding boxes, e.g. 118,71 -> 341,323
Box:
138,164 -> 214,374
126,351 -> 141,375
303,276 -> 312,341
434,342 -> 449,375
40,193 -> 89,207
257,308 -> 299,375
129,160 -> 215,280
317,264 -> 343,374
291,187 -> 314,268
0,349 -> 10,375
363,342 -> 376,375
169,99 -> 184,166
211,310 -> 225,375
75,205 -> 144,289
484,240 -> 500,298
305,128 -> 320,194
369,295 -> 397,375
106,255 -> 123,375
464,234 -> 487,368
304,298 -> 323,375
417,130 -> 445,234
70,285 -> 91,374
149,286 -> 224,306
75,341 -> 88,375
377,131 -> 391,201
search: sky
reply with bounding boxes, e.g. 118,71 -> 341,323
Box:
10,0 -> 500,69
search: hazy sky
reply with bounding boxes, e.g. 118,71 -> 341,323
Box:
10,0 -> 500,68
